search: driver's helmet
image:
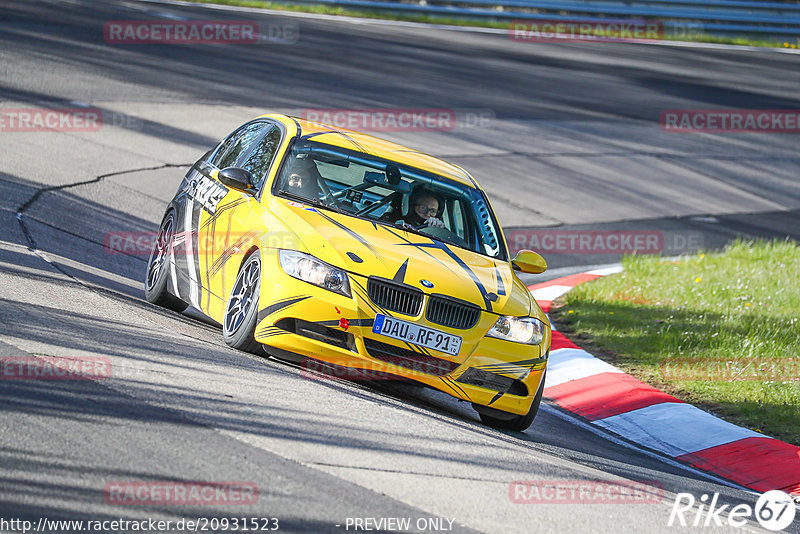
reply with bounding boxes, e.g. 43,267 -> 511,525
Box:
283,157 -> 323,199
407,187 -> 445,220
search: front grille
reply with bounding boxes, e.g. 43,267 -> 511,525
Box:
364,338 -> 459,376
426,295 -> 481,329
367,277 -> 423,316
457,367 -> 528,396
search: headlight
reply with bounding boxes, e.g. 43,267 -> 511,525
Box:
487,316 -> 546,345
278,250 -> 351,297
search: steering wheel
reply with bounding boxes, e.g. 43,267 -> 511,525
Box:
415,224 -> 468,248
414,218 -> 443,231
316,177 -> 344,210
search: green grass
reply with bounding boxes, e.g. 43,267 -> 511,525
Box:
552,239 -> 800,446
185,0 -> 800,49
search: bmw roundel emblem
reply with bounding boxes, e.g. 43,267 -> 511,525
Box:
420,279 -> 434,289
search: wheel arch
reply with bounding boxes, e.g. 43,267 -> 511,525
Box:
239,245 -> 260,271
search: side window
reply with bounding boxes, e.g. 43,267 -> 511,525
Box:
237,126 -> 282,190
451,200 -> 466,238
212,122 -> 267,169
440,202 -> 452,230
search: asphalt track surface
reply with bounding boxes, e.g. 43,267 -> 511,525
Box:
1,1 -> 799,533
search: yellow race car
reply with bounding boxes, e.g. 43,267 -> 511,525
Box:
145,114 -> 551,430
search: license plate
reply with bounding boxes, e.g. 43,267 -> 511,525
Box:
372,315 -> 462,356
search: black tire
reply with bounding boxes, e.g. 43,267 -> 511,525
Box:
478,370 -> 546,432
145,210 -> 188,313
223,250 -> 264,355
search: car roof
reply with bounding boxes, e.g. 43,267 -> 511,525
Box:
258,113 -> 479,188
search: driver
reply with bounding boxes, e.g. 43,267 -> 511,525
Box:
405,190 -> 445,228
282,157 -> 323,200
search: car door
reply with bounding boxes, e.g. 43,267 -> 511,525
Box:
199,121 -> 284,323
171,120 -> 273,315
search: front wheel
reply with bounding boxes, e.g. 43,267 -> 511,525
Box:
477,370 -> 546,432
145,210 -> 188,313
223,250 -> 264,355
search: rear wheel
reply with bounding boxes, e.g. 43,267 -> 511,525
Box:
145,210 -> 188,313
223,250 -> 264,355
477,371 -> 546,432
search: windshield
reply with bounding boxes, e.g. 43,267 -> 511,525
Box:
274,139 -> 506,260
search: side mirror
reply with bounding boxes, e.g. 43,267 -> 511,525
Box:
511,250 -> 547,274
218,167 -> 256,194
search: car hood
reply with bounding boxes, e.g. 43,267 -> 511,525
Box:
272,199 -> 534,316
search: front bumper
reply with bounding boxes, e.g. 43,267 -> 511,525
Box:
255,255 -> 550,416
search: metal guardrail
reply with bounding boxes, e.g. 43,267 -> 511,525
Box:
261,0 -> 800,39
578,0 -> 800,9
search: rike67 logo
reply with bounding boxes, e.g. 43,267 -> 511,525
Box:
669,490 -> 796,531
